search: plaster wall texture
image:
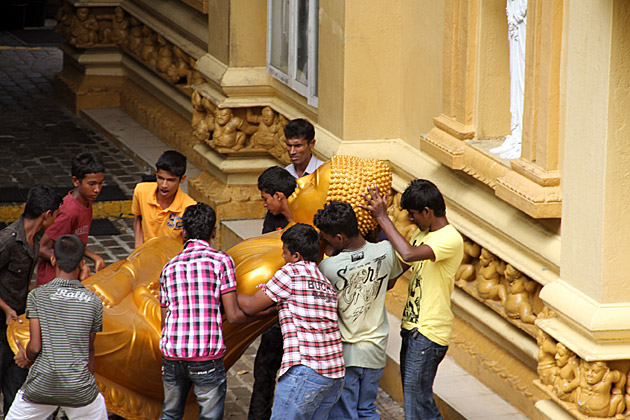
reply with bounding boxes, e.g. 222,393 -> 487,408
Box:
560,0 -> 612,302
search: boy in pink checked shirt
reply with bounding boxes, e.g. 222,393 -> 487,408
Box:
159,203 -> 273,420
238,223 -> 345,420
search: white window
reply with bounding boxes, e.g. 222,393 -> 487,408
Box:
267,0 -> 319,107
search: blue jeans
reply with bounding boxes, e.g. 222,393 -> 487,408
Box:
400,329 -> 447,420
328,366 -> 383,420
271,365 -> 343,420
161,358 -> 227,420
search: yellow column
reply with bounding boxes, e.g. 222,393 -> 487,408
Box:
539,0 -> 630,352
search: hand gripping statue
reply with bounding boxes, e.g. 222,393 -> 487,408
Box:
8,155 -> 392,420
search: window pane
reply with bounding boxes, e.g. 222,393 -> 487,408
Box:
270,0 -> 290,74
295,0 -> 309,85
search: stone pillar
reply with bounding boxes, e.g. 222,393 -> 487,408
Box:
537,0 -> 630,417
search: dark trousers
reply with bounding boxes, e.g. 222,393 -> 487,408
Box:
0,330 -> 28,416
248,322 -> 283,420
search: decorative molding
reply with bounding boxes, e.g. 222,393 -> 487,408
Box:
191,88 -> 292,165
55,3 -> 207,97
535,330 -> 630,419
539,280 -> 630,346
421,118 -> 562,218
179,0 -> 207,14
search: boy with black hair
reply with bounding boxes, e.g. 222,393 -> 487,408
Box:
314,201 -> 402,420
8,234 -> 107,419
37,151 -> 106,287
238,223 -> 345,420
248,165 -> 297,420
258,166 -> 297,234
132,150 -> 196,248
0,185 -> 62,415
362,180 -> 464,420
284,118 -> 324,179
159,203 -> 270,420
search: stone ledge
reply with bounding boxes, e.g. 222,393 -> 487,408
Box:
421,114 -> 562,218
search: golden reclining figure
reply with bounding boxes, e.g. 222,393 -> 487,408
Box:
8,156 -> 392,420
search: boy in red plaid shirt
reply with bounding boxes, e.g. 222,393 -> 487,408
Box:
239,223 -> 345,420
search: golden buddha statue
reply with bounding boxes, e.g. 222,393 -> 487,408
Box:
8,155 -> 392,420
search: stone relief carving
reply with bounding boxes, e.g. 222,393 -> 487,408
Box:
190,91 -> 291,164
537,329 -> 557,387
69,7 -> 99,47
575,361 -> 626,418
536,331 -> 630,420
452,237 -> 543,336
55,4 -> 206,94
553,343 -> 580,403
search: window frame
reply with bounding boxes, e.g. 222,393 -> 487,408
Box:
266,0 -> 319,107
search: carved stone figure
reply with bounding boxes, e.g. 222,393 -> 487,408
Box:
202,104 -> 255,151
187,57 -> 205,86
491,0 -> 527,159
193,97 -> 215,142
475,248 -> 506,302
191,90 -> 206,129
127,18 -> 143,55
100,7 -> 129,46
244,106 -> 289,161
140,26 -> 158,64
503,264 -> 536,323
536,329 -> 557,386
69,7 -> 99,47
55,3 -> 73,39
455,238 -> 481,286
575,360 -> 626,418
169,46 -> 191,85
246,107 -> 281,149
553,343 -> 579,402
156,38 -> 174,75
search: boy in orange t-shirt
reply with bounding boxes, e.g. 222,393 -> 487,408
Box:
132,150 -> 196,248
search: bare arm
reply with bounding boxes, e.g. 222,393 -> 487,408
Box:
387,261 -> 411,290
84,248 -> 105,272
237,290 -> 276,317
222,291 -> 275,324
133,215 -> 144,249
361,186 -> 435,263
0,297 -> 21,325
15,317 -> 42,368
38,233 -> 54,265
88,332 -> 96,374
161,306 -> 166,330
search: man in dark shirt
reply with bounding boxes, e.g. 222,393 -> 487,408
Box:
0,185 -> 62,415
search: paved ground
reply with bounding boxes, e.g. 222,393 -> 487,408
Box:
0,31 -> 405,420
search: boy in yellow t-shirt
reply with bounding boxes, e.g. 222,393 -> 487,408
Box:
132,150 -> 196,248
362,179 -> 463,420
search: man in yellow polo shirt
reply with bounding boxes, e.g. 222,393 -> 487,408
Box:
132,150 -> 197,248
